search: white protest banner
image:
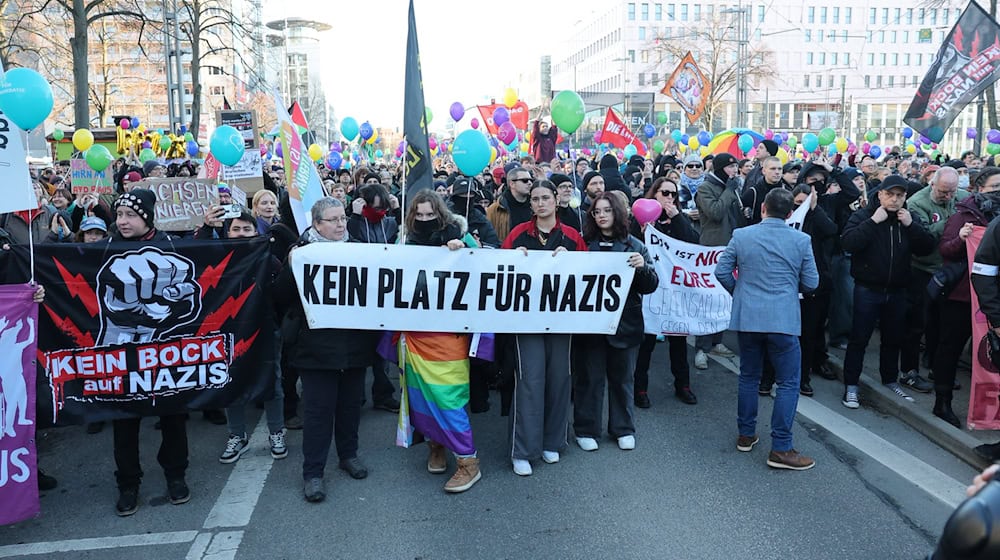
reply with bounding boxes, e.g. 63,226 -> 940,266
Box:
786,191 -> 813,230
70,158 -> 112,194
0,64 -> 36,214
291,243 -> 636,334
134,177 -> 217,231
642,227 -> 732,336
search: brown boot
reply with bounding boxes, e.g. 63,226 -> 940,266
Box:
444,457 -> 481,493
427,441 -> 447,474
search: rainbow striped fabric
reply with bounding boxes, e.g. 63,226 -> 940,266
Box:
396,332 -> 475,456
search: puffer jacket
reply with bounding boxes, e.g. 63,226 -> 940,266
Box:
585,235 -> 659,348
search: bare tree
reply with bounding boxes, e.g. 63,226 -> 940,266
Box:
646,12 -> 776,130
0,0 -> 54,69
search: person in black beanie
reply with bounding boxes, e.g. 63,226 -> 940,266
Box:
550,172 -> 582,232
744,139 -> 780,195
580,170 -> 606,213
598,153 -> 630,199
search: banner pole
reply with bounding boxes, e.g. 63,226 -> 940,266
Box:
27,208 -> 35,284
401,139 -> 408,244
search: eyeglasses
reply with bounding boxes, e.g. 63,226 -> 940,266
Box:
658,190 -> 678,198
685,164 -> 702,169
318,216 -> 348,224
591,207 -> 614,216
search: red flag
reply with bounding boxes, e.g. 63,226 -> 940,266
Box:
288,101 -> 310,130
599,108 -> 647,156
476,101 -> 530,135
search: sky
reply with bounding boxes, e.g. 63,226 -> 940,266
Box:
262,0 -> 605,133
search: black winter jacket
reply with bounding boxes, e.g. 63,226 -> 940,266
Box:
585,235 -> 659,348
841,205 -> 935,291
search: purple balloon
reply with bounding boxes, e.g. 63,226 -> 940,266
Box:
494,107 -> 510,126
988,129 -> 1000,144
449,102 -> 465,122
275,142 -> 283,158
141,141 -> 152,149
331,143 -> 342,152
968,127 -> 978,140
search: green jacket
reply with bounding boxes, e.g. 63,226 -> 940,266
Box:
906,186 -> 970,274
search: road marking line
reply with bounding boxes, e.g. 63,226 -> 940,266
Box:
0,530 -> 199,558
202,417 -> 274,529
704,348 -> 967,508
198,530 -> 244,560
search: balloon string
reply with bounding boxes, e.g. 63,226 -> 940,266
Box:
28,207 -> 35,285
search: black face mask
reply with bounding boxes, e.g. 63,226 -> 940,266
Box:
412,218 -> 440,234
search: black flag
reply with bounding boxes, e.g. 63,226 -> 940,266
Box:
403,0 -> 432,193
904,2 -> 1000,143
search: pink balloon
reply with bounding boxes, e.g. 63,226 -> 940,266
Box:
861,142 -> 871,154
429,137 -> 438,150
847,144 -> 858,155
470,118 -> 479,129
498,122 -> 516,144
582,148 -> 592,156
631,199 -> 662,226
764,129 -> 774,140
119,118 -> 130,129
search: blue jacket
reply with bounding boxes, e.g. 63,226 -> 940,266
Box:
714,217 -> 819,336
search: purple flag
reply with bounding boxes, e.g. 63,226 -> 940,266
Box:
0,283 -> 39,525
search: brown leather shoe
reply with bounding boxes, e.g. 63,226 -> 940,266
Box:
427,441 -> 447,474
444,457 -> 481,493
766,449 -> 816,471
736,434 -> 759,452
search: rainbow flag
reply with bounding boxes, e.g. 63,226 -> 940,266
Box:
396,332 -> 475,456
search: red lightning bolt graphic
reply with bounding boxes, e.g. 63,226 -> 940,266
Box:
971,31 -> 981,58
53,258 -> 99,317
197,284 -> 256,336
954,23 -> 965,51
233,330 -> 260,359
43,305 -> 95,347
197,251 -> 234,295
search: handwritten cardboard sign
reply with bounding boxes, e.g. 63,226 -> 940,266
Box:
133,177 -> 218,231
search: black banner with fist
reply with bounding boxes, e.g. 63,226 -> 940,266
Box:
3,238 -> 275,424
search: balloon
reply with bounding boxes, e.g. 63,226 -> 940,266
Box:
818,127 -> 836,146
449,102 -> 465,122
861,142 -> 871,154
180,125 -> 187,134
427,137 -> 437,151
624,144 -> 637,159
671,129 -> 682,142
186,140 -> 199,156
643,123 -> 656,138
988,130 -> 1000,144
159,136 -> 172,151
864,130 -> 877,142
737,133 -> 754,153
697,131 -> 711,146
72,129 -> 94,151
776,147 -> 790,165
138,148 -> 156,163
680,134 -> 690,145
967,127 -> 978,140
141,140 -> 151,149
470,118 -> 479,129
494,107 -> 510,126
308,143 -> 323,162
503,87 -> 518,108
801,133 -> 819,153
582,148 -> 592,156
375,149 -> 384,158
327,151 -> 342,169
359,121 -> 373,140
787,134 -> 797,149
906,144 -> 917,154
489,147 -> 497,163
550,90 -> 586,133
331,143 -> 342,153
631,199 -> 662,226
0,68 -> 54,130
119,118 -> 130,129
339,117 -> 359,141
764,129 -> 774,140
834,137 -> 848,153
210,125 -> 246,166
520,141 -> 529,153
902,127 -> 913,139
184,132 -> 194,142
424,106 -> 433,125
52,129 -> 64,141
688,137 -> 699,150
452,129 -> 491,175
869,145 -> 882,159
367,129 -> 379,144
84,145 -> 113,172
657,113 -> 668,125
653,139 -> 665,153
131,117 -> 140,129
498,121 -> 517,144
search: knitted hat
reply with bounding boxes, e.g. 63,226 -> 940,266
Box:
628,154 -> 645,167
217,183 -> 231,195
713,153 -> 739,177
79,216 -> 107,232
114,188 -> 156,228
599,153 -> 619,170
549,173 -> 573,187
142,160 -> 165,176
760,139 -> 779,156
683,154 -> 703,167
582,170 -> 602,190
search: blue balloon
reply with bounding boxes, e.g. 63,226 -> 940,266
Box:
869,145 -> 882,159
643,123 -> 656,139
340,117 -> 359,141
327,151 -> 342,169
697,131 -> 712,146
452,129 -> 491,175
801,132 -> 819,153
671,129 -> 683,142
0,68 -> 54,130
209,125 -> 245,166
680,134 -> 690,145
902,127 -> 913,138
359,121 -> 373,140
131,117 -> 140,129
179,125 -> 187,134
186,140 -> 199,157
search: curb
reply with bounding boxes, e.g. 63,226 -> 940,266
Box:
825,356 -> 991,471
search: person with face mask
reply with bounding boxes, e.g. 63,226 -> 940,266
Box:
447,176 -> 500,248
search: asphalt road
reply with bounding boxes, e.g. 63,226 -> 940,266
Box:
0,340 -> 981,560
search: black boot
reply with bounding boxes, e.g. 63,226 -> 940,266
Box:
932,392 -> 961,429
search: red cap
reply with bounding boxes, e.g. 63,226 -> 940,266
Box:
123,171 -> 142,182
491,167 -> 505,181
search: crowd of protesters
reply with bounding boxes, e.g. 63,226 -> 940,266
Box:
5,124 -> 1000,515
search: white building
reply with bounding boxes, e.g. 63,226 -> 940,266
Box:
550,0 -> 984,152
263,16 -> 336,142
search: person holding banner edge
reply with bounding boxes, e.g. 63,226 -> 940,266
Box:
501,180 -> 587,476
573,192 -> 658,452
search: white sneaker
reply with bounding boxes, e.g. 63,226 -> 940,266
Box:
842,388 -> 860,409
694,350 -> 708,370
617,435 -> 636,450
269,429 -> 287,459
219,433 -> 249,464
884,382 -> 914,402
710,344 -> 736,358
542,450 -> 560,464
512,459 -> 532,476
576,437 -> 599,451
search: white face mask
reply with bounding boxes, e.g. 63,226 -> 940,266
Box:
958,175 -> 970,190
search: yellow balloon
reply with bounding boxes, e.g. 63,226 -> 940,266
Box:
308,143 -> 323,162
520,142 -> 529,152
906,144 -> 917,154
137,124 -> 146,133
776,147 -> 789,165
503,88 -> 518,108
73,129 -> 94,151
700,146 -> 710,157
367,129 -> 378,145
525,131 -> 532,142
490,147 -> 497,163
688,137 -> 699,150
834,137 -> 848,153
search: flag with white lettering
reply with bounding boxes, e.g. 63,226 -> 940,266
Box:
904,2 -> 1000,143
0,284 -> 39,526
4,239 -> 275,424
597,108 -> 647,156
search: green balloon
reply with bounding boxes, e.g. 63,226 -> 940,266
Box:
159,136 -> 172,151
864,130 -> 877,142
184,132 -> 194,142
787,135 -> 798,148
653,139 -> 665,153
818,127 -> 836,146
657,112 -> 667,125
988,143 -> 1000,156
930,149 -> 940,159
425,106 -> 433,125
550,90 -> 586,134
139,148 -> 157,163
52,129 -> 64,141
84,145 -> 113,172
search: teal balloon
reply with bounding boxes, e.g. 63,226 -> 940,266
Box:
452,129 -> 491,176
671,129 -> 683,142
737,133 -> 754,153
375,149 -> 383,158
550,90 -> 586,133
623,144 -> 638,159
84,145 -> 113,172
139,148 -> 157,163
0,68 -> 54,130
210,125 -> 245,166
801,132 -> 819,153
340,117 -> 360,141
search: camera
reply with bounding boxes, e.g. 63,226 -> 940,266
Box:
220,204 -> 241,220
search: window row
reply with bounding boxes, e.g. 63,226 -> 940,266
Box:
867,6 -> 961,26
627,3 -> 767,23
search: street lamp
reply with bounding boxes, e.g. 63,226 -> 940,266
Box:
720,3 -> 749,129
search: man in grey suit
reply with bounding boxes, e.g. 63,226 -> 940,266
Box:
715,189 -> 820,470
